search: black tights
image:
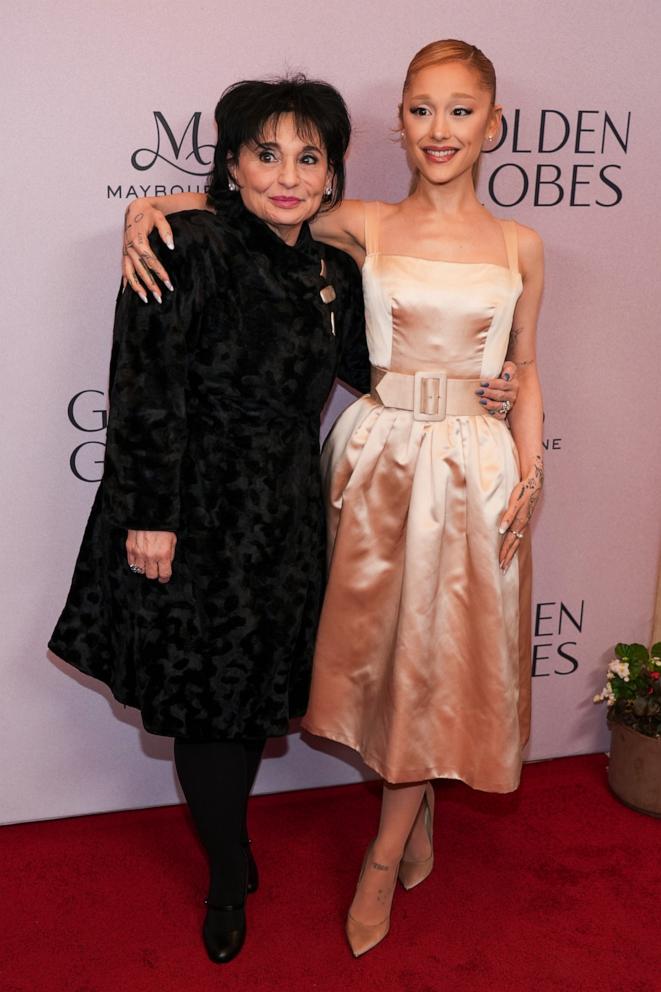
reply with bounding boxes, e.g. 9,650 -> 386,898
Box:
173,738 -> 265,905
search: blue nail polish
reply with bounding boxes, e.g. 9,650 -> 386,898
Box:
480,381 -> 489,387
475,389 -> 484,396
503,372 -> 511,381
488,409 -> 495,416
479,399 -> 487,405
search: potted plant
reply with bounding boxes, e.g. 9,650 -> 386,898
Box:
594,642 -> 661,817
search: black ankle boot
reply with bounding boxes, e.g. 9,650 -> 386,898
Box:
246,841 -> 259,894
203,848 -> 249,964
203,902 -> 246,964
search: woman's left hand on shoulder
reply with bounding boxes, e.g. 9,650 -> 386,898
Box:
498,454 -> 544,571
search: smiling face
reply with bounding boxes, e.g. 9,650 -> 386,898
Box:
229,113 -> 331,245
401,61 -> 501,189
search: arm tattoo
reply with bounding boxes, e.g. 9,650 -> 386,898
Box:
506,326 -> 522,361
507,326 -> 536,367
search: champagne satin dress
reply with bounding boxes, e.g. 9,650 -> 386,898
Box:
303,202 -> 532,793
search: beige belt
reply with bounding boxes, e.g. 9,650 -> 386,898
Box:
370,366 -> 484,422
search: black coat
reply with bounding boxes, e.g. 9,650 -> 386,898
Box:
49,199 -> 369,740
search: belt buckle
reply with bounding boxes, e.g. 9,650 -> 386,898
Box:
413,371 -> 447,421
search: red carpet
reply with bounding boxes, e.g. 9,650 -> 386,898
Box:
2,754 -> 658,992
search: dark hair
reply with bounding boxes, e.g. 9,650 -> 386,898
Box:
207,75 -> 351,211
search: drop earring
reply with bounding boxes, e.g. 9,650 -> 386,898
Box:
324,185 -> 333,198
228,178 -> 237,192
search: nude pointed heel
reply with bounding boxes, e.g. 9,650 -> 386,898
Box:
398,782 -> 435,891
346,910 -> 391,958
345,843 -> 398,958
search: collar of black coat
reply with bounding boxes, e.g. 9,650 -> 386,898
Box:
216,192 -> 322,267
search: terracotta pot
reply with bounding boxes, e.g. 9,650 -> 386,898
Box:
608,721 -> 661,817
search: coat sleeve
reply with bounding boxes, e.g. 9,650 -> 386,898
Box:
102,216 -> 205,531
334,255 -> 371,395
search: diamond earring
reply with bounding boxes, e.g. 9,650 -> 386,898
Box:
324,185 -> 333,197
228,179 -> 237,192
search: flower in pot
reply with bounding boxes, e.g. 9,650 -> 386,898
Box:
594,642 -> 661,817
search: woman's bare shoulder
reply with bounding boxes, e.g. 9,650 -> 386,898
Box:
513,220 -> 543,248
505,219 -> 544,275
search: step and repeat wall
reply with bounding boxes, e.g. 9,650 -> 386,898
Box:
3,0 -> 660,823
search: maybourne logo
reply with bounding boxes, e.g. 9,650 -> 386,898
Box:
107,111 -> 214,200
130,112 -> 214,175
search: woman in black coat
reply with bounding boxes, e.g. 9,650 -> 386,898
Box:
49,77 -> 369,964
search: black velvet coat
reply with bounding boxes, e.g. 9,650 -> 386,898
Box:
49,199 -> 369,740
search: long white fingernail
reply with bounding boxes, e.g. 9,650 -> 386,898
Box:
498,524 -> 507,535
165,280 -> 174,292
153,292 -> 162,304
166,240 -> 175,250
139,292 -> 148,304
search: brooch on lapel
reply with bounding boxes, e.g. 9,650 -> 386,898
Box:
319,258 -> 336,335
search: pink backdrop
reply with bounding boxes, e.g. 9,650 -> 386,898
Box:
3,0 -> 660,823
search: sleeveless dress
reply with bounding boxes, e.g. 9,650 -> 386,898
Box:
302,202 -> 532,793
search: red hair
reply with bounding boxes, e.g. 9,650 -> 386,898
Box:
402,39 -> 496,103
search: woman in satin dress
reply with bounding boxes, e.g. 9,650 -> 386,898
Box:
304,43 -> 544,956
121,40 -> 542,957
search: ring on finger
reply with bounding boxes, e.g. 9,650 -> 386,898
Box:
129,563 -> 144,574
511,529 -> 524,540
